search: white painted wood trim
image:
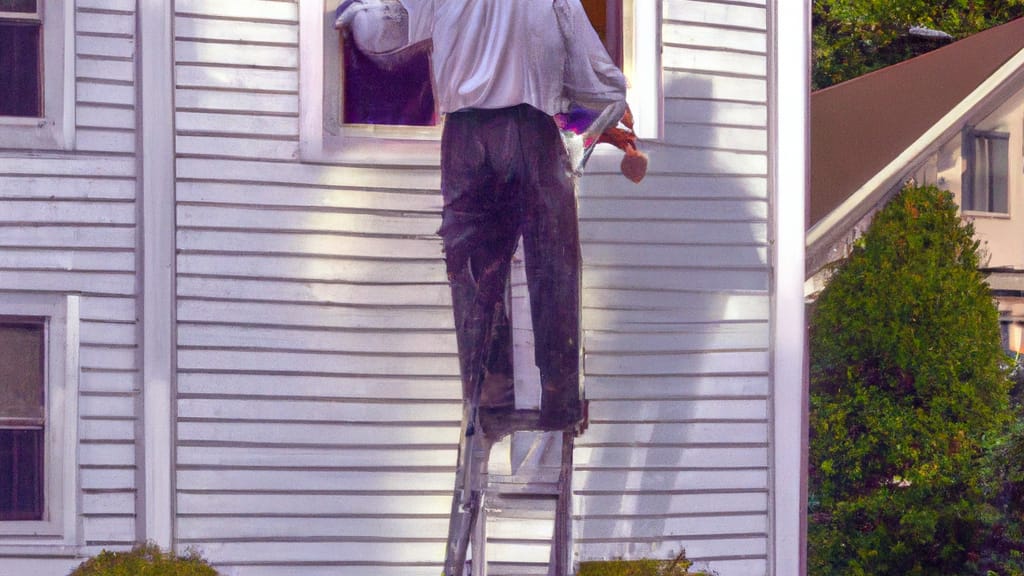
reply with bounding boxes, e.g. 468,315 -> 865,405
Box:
137,0 -> 176,550
60,295 -> 81,546
58,0 -> 75,150
769,1 -> 809,575
806,45 -> 1024,253
0,293 -> 80,546
298,0 -> 326,159
297,0 -> 442,165
624,0 -> 663,140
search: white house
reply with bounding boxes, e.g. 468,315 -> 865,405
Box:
0,1 -> 807,575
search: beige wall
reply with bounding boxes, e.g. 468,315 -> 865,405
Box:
918,86 -> 1024,270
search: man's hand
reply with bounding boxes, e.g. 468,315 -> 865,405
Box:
334,0 -> 382,30
572,102 -> 648,183
579,100 -> 626,149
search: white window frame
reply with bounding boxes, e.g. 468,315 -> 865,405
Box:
298,0 -> 662,164
962,128 -> 1011,216
0,0 -> 75,150
0,294 -> 80,547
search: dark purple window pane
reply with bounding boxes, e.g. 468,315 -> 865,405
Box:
342,40 -> 435,126
0,0 -> 37,13
0,428 -> 44,521
0,21 -> 42,117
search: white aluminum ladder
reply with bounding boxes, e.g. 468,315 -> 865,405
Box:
443,243 -> 581,576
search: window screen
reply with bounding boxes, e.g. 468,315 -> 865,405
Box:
0,319 -> 45,521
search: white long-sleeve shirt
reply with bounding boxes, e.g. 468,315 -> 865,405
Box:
394,0 -> 626,115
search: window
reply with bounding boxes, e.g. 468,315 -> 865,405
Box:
582,0 -> 622,67
0,0 -> 73,150
299,0 -> 661,161
0,0 -> 41,117
963,130 -> 1010,214
0,294 -> 79,545
0,319 -> 45,522
339,34 -> 435,126
334,0 -> 620,128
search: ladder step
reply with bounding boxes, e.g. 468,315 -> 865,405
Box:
485,498 -> 557,519
486,561 -> 552,576
489,477 -> 562,495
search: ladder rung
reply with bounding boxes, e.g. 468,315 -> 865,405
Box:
485,499 -> 558,517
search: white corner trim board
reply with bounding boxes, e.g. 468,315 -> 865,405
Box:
137,0 -> 177,550
769,1 -> 809,575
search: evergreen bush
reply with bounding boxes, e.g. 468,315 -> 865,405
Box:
68,543 -> 219,576
808,184 -> 1011,575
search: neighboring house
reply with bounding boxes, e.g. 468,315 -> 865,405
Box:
807,17 -> 1024,353
0,2 -> 807,576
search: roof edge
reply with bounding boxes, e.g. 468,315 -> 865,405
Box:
807,44 -> 1024,254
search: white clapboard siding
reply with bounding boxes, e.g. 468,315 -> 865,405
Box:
177,372 -> 460,401
163,1 -> 776,575
172,7 -> 453,572
0,176 -> 135,200
573,1 -> 770,570
176,88 -> 299,115
0,2 -> 140,557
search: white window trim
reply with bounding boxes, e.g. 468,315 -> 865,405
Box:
0,293 -> 80,547
298,0 -> 662,164
962,127 -> 1012,217
0,0 -> 75,151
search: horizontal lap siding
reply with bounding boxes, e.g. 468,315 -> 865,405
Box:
171,4 -> 455,574
0,0 -> 139,560
574,1 -> 769,574
171,1 -> 771,575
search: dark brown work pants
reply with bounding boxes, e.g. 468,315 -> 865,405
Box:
438,104 -> 581,426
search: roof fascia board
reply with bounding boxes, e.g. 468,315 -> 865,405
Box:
807,45 -> 1024,253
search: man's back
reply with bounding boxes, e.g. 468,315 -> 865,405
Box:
405,0 -> 570,114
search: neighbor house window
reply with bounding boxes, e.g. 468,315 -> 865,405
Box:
0,0 -> 42,117
0,294 -> 79,544
963,130 -> 1010,214
0,0 -> 73,149
0,318 -> 45,521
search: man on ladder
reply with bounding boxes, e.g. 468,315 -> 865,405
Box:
335,2 -> 643,573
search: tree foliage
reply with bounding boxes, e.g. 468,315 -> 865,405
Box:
813,0 -> 1024,89
808,184 -> 1012,575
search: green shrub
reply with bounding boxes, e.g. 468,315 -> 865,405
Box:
808,184 -> 1012,575
69,543 -> 219,576
577,550 -> 716,576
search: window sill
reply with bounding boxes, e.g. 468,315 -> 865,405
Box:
300,133 -> 441,166
963,210 -> 1012,219
0,116 -> 73,151
0,520 -> 71,540
0,543 -> 80,556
